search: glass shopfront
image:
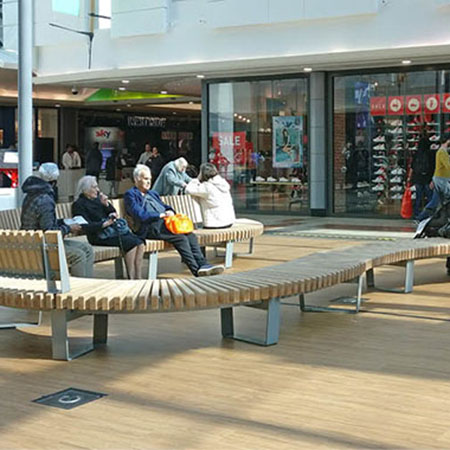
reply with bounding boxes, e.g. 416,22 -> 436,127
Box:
333,69 -> 450,217
208,77 -> 309,213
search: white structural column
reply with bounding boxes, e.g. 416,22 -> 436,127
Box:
309,72 -> 327,215
18,0 -> 33,205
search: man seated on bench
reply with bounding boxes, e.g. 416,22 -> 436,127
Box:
20,162 -> 94,278
124,165 -> 224,277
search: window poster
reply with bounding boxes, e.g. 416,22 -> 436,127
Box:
272,116 -> 303,168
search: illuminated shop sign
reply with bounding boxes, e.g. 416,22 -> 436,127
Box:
127,116 -> 167,128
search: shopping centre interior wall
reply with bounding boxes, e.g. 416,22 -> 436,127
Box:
33,0 -> 450,78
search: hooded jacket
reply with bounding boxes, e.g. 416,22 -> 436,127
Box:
20,176 -> 70,235
185,175 -> 235,228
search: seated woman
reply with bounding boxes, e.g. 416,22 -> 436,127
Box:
185,163 -> 235,229
72,176 -> 145,279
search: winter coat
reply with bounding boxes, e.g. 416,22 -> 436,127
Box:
152,161 -> 192,195
20,176 -> 70,235
72,194 -> 116,241
411,141 -> 434,185
123,186 -> 174,238
85,148 -> 103,176
185,175 -> 235,228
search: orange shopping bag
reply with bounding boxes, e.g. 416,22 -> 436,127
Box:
400,184 -> 413,219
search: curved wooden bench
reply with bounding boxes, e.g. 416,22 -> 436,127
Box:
0,194 -> 263,278
1,229 -> 449,361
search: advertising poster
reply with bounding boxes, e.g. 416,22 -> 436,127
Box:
387,96 -> 404,115
211,131 -> 246,179
272,116 -> 302,169
370,97 -> 386,116
424,94 -> 440,114
406,95 -> 422,115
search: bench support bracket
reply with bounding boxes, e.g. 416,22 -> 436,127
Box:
51,311 -> 108,361
367,260 -> 414,294
221,298 -> 280,346
299,274 -> 365,314
225,241 -> 234,268
148,252 -> 158,280
0,310 -> 42,329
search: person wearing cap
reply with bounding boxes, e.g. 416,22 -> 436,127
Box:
20,163 -> 94,278
152,157 -> 192,195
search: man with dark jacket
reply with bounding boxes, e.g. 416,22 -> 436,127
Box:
85,142 -> 103,178
20,163 -> 94,277
124,164 -> 224,277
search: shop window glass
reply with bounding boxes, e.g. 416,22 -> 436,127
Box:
333,69 -> 448,217
208,77 -> 308,213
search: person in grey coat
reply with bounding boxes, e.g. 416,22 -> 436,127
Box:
20,162 -> 94,278
152,157 -> 192,195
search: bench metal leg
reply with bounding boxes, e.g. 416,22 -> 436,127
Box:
248,237 -> 254,255
148,252 -> 158,280
221,298 -> 280,346
51,311 -> 102,361
0,310 -> 42,329
93,314 -> 108,345
114,257 -> 124,279
225,241 -> 234,268
299,273 -> 365,314
367,260 -> 415,294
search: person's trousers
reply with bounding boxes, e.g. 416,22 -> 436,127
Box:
417,187 -> 440,221
414,183 -> 432,218
149,225 -> 207,276
64,238 -> 94,278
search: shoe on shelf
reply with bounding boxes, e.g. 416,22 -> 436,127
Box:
431,143 -> 440,150
372,176 -> 386,183
410,185 -> 416,191
279,177 -> 288,182
373,136 -> 386,142
267,176 -> 277,182
374,168 -> 385,175
291,177 -> 301,182
255,176 -> 265,182
430,135 -> 440,141
372,184 -> 385,192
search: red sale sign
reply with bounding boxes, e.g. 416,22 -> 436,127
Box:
388,96 -> 404,115
442,94 -> 450,113
212,132 -> 246,151
424,94 -> 440,114
370,97 -> 386,116
406,95 -> 422,115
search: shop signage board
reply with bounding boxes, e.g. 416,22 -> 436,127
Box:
127,116 -> 167,128
443,94 -> 450,113
370,97 -> 386,116
406,95 -> 422,115
211,131 -> 247,178
272,116 -> 303,168
387,96 -> 404,115
424,94 -> 440,114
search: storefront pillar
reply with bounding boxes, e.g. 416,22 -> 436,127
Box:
309,72 -> 327,216
17,0 -> 33,205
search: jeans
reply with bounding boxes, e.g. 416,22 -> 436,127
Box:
148,223 -> 207,276
417,188 -> 440,221
64,238 -> 94,278
414,183 -> 432,218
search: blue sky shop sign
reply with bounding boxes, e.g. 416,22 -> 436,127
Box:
127,116 -> 167,128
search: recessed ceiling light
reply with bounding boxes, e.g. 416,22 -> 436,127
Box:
233,113 -> 238,117
173,111 -> 177,115
121,80 -> 130,84
196,74 -> 205,79
189,101 -> 194,105
402,59 -> 412,65
54,104 -> 61,108
126,104 -> 132,107
118,87 -> 126,91
247,119 -> 251,123
238,115 -> 242,119
303,67 -> 313,72
160,90 -> 168,94
116,108 -> 121,112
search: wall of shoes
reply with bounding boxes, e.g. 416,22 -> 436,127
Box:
370,113 -> 441,208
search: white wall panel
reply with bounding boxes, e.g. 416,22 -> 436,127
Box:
111,8 -> 168,37
304,0 -> 379,20
206,0 -> 268,28
268,0 -> 305,23
112,0 -> 169,14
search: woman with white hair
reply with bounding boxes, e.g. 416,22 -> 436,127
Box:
72,175 -> 145,279
185,163 -> 235,228
152,157 -> 192,195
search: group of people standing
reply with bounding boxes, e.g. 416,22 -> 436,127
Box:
20,155 -> 236,280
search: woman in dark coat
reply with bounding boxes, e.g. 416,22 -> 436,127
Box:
72,175 -> 145,279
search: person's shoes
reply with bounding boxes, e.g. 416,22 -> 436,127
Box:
197,264 -> 215,277
197,264 -> 225,276
210,264 -> 225,275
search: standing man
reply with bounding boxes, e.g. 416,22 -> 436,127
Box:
124,165 -> 224,277
137,142 -> 152,165
62,144 -> 82,170
20,163 -> 94,278
86,142 -> 103,178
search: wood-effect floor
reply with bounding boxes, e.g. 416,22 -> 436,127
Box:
0,236 -> 449,449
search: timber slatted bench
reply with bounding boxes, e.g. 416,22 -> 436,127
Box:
0,194 -> 263,279
1,228 -> 450,361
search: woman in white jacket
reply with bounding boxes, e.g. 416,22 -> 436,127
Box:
185,163 -> 236,228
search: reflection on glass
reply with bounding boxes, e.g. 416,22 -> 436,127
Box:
208,78 -> 309,213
